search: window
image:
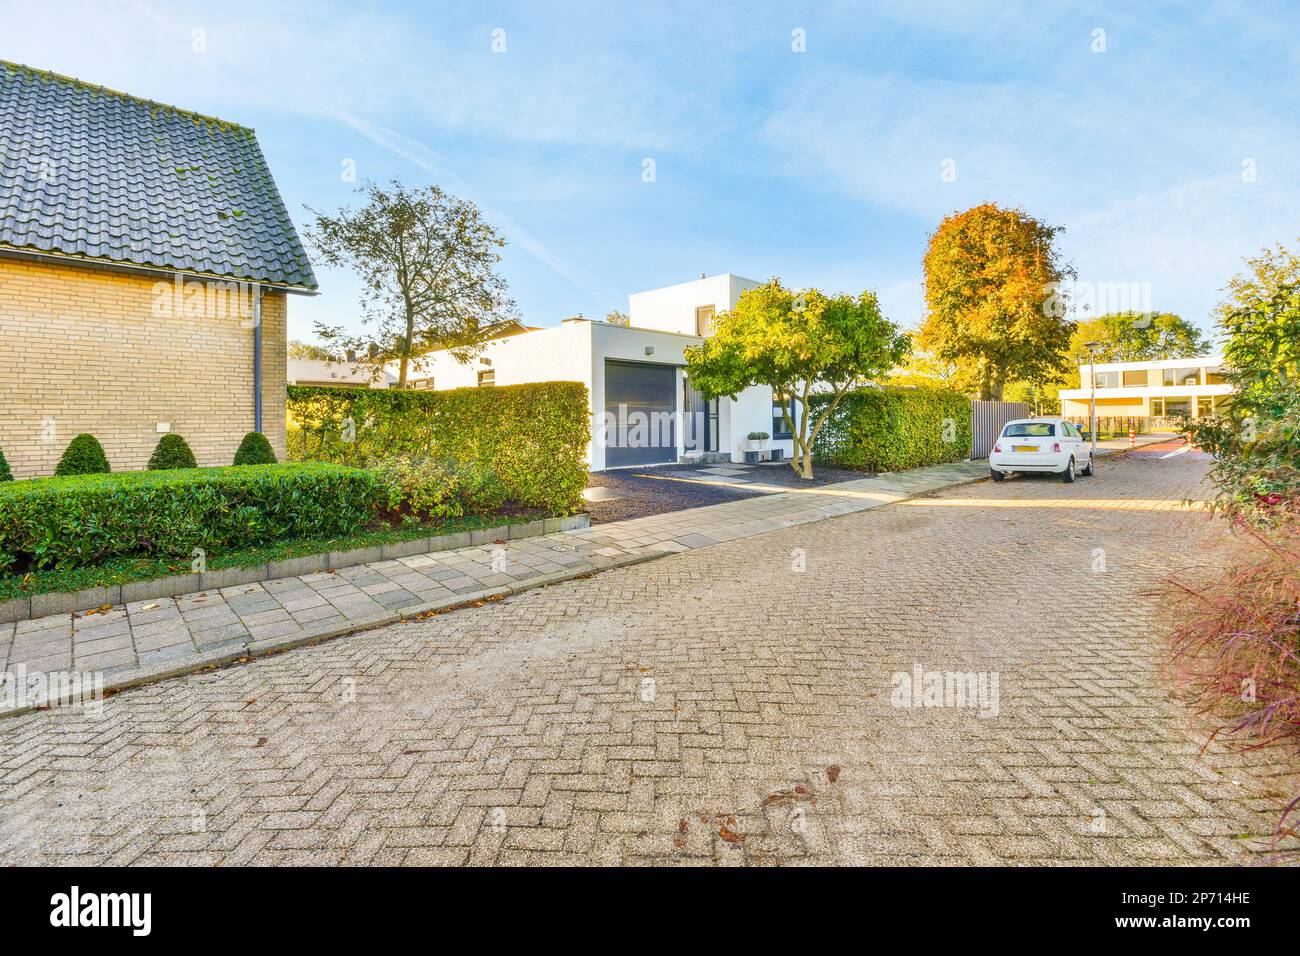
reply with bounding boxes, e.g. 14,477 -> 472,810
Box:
477,369 -> 496,387
1205,366 -> 1229,385
1151,397 -> 1165,416
1094,371 -> 1120,388
1164,367 -> 1200,386
1122,370 -> 1146,387
1002,422 -> 1056,438
772,393 -> 799,439
695,306 -> 716,337
1197,397 -> 1213,417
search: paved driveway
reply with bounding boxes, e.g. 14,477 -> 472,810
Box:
0,453 -> 1289,865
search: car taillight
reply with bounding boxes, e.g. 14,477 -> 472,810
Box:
1052,442 -> 1061,453
993,442 -> 1001,453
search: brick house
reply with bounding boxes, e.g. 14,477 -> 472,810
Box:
0,62 -> 317,478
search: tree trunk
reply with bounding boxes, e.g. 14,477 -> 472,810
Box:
398,354 -> 409,388
801,447 -> 814,479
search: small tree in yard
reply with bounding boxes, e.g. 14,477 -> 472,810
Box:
307,179 -> 518,387
685,280 -> 910,479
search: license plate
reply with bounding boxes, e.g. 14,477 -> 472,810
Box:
1013,445 -> 1039,452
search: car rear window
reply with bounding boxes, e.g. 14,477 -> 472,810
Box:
1003,422 -> 1055,437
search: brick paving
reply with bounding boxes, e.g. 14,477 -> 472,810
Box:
0,461 -> 986,704
0,451 -> 1293,865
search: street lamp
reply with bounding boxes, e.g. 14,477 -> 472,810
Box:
1083,341 -> 1100,456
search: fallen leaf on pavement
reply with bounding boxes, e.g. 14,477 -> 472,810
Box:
826,766 -> 841,783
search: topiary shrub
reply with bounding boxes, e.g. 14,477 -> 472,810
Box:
0,447 -> 11,482
54,434 -> 110,477
233,431 -> 277,465
147,433 -> 198,470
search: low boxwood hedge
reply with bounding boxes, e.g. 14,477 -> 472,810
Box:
811,385 -> 972,472
0,463 -> 381,573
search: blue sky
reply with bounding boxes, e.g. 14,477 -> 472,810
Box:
4,0 -> 1298,346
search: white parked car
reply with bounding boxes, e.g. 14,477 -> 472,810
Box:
989,417 -> 1094,483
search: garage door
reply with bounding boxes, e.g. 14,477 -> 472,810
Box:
604,360 -> 676,467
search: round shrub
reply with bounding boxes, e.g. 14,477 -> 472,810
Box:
147,433 -> 198,470
54,434 -> 110,476
0,447 -> 11,482
233,431 -> 277,465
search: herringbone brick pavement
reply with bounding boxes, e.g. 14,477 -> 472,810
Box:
0,453 -> 1291,865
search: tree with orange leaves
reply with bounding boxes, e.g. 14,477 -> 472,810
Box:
920,203 -> 1075,401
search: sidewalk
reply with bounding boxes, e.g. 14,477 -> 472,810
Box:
2,445 -> 1158,712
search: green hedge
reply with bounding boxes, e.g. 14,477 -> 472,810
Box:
287,382 -> 589,514
811,386 -> 972,472
0,463 -> 380,573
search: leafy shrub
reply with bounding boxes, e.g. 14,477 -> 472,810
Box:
747,431 -> 770,441
147,433 -> 198,470
0,447 -> 11,482
287,381 -> 588,514
54,434 -> 110,476
811,386 -> 972,472
0,463 -> 380,573
1191,382 -> 1300,527
234,431 -> 278,465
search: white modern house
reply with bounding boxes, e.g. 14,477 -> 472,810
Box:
401,274 -> 796,470
288,358 -> 395,388
1058,356 -> 1232,427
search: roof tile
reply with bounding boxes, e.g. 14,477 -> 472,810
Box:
0,61 -> 317,290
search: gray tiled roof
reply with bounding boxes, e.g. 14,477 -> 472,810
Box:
0,62 -> 317,290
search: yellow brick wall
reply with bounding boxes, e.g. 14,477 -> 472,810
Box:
0,256 -> 288,479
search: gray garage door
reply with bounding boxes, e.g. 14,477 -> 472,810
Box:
604,360 -> 676,467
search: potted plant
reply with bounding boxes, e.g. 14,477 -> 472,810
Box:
746,431 -> 770,452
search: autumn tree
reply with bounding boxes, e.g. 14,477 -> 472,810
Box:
921,203 -> 1075,400
307,179 -> 517,387
685,280 -> 909,479
888,328 -> 979,393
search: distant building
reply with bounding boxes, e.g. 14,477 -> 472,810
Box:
1059,356 -> 1233,426
287,359 -> 393,389
400,274 -> 793,470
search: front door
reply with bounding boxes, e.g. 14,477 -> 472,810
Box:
682,378 -> 717,453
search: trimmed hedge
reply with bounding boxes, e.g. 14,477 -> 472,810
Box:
234,431 -> 278,465
0,463 -> 381,573
287,381 -> 589,515
54,434 -> 110,476
148,433 -> 197,470
811,386 -> 972,472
